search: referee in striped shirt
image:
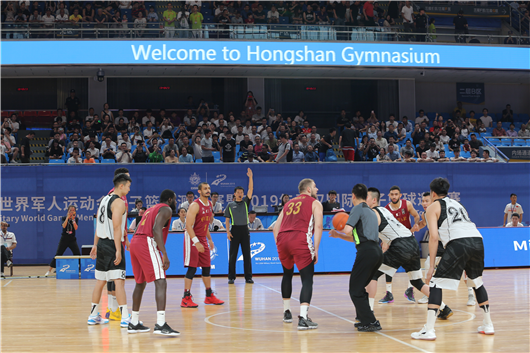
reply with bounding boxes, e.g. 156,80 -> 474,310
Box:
225,168 -> 254,284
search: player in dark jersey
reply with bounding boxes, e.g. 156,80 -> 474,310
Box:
181,182 -> 224,307
380,185 -> 421,304
128,189 -> 179,336
273,178 -> 323,330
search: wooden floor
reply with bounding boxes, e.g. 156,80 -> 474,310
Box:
1,267 -> 529,353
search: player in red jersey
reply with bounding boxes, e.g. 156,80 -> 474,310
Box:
105,167 -> 131,321
128,189 -> 179,336
273,178 -> 323,330
181,182 -> 224,307
380,185 -> 421,304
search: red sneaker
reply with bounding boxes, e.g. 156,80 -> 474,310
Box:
181,295 -> 199,308
204,293 -> 225,305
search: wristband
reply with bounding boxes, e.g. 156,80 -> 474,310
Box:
192,237 -> 200,244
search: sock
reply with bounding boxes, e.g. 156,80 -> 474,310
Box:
408,280 -> 413,289
131,311 -> 139,326
157,311 -> 166,326
426,309 -> 437,331
90,303 -> 99,317
300,305 -> 309,319
206,287 -> 212,297
440,302 -> 446,310
184,289 -> 190,297
283,299 -> 291,312
369,298 -> 375,311
386,283 -> 392,293
119,305 -> 129,320
480,305 -> 492,325
468,287 -> 474,295
109,295 -> 118,311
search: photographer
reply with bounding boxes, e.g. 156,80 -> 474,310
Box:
148,139 -> 164,163
100,136 -> 116,160
45,205 -> 80,276
2,114 -> 20,134
1,222 -> 17,278
132,140 -> 148,163
160,117 -> 174,139
116,142 -> 132,163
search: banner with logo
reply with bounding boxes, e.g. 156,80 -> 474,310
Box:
1,164 -> 529,264
413,4 -> 509,17
497,147 -> 530,160
456,82 -> 485,105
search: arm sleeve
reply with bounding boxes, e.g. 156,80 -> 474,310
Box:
11,233 -> 17,243
244,196 -> 251,206
346,206 -> 361,229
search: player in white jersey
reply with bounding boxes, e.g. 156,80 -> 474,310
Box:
412,178 -> 494,341
87,174 -> 132,327
365,188 -> 453,320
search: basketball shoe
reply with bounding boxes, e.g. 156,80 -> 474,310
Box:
283,310 -> 293,323
154,323 -> 180,336
297,316 -> 318,330
204,293 -> 225,305
127,322 -> 150,334
181,294 -> 199,308
87,314 -> 109,325
411,325 -> 436,340
437,306 -> 453,320
404,287 -> 415,303
357,320 -> 382,332
418,295 -> 429,304
477,321 -> 494,335
378,291 -> 394,303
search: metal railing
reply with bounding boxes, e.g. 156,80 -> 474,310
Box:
2,22 -> 529,45
504,1 -> 530,35
482,138 -> 511,162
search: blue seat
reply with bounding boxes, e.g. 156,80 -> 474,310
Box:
501,138 -> 512,146
446,151 -> 455,158
490,140 -> 502,147
102,159 -> 116,163
212,151 -> 221,163
461,151 -> 471,158
513,139 -> 525,146
527,140 -> 530,146
49,159 -> 65,164
195,159 -> 203,163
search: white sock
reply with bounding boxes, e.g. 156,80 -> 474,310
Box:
157,311 -> 166,326
283,299 -> 291,312
90,303 -> 99,317
386,283 -> 392,293
440,302 -> 446,310
131,311 -> 140,325
369,298 -> 375,311
408,280 -> 413,289
109,295 -> 118,311
300,305 -> 308,319
483,311 -> 492,325
468,287 -> 474,295
119,305 -> 129,320
426,309 -> 437,331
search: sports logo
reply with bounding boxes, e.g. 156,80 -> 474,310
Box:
237,242 -> 265,261
211,174 -> 227,186
210,245 -> 218,260
84,264 -> 95,272
189,172 -> 201,186
60,264 -> 70,272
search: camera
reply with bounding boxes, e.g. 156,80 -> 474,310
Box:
96,68 -> 105,82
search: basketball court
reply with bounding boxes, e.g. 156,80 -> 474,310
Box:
1,267 -> 528,352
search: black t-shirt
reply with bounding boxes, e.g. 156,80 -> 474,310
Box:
255,10 -> 266,23
133,147 -> 148,162
415,14 -> 427,28
320,134 -> 333,153
412,131 -> 425,145
341,129 -> 357,147
416,146 -> 428,157
187,125 -> 197,133
240,140 -> 253,150
259,151 -> 271,161
20,137 -> 31,156
322,200 -> 341,212
61,216 -> 79,238
335,3 -> 346,18
446,125 -> 456,137
83,126 -> 96,136
470,139 -> 483,149
448,138 -> 460,151
367,145 -> 379,159
220,138 -> 236,161
453,15 -> 467,30
65,96 -> 80,112
336,115 -> 349,126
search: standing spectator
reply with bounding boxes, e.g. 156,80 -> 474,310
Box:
401,1 -> 414,40
362,0 -> 375,26
501,104 -> 514,123
201,131 -> 215,163
428,18 -> 437,42
340,122 -> 357,162
65,89 -> 80,118
453,10 -> 468,43
247,211 -> 263,230
20,131 -> 34,163
45,206 -> 80,276
415,8 -> 428,42
504,193 -> 524,226
100,103 -> 114,122
506,213 -> 524,227
336,110 -> 350,135
163,2 -> 176,38
1,222 -> 17,278
322,190 -> 341,212
319,128 -> 336,161
275,134 -> 291,163
134,11 -> 146,37
116,142 -> 132,163
177,5 -> 190,38
190,5 -> 203,38
492,122 -> 507,137
480,108 -> 493,128
147,6 -> 158,22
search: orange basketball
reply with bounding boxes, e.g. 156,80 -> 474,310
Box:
332,212 -> 349,231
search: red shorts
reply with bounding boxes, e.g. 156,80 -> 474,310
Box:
276,231 -> 315,271
184,232 -> 210,268
342,146 -> 355,161
130,235 -> 165,284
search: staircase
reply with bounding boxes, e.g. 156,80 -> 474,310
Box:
24,130 -> 49,163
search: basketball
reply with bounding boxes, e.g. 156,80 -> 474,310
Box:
332,212 -> 349,231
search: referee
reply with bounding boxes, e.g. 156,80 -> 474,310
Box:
330,184 -> 383,332
225,168 -> 254,284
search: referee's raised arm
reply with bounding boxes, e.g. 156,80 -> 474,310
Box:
246,168 -> 254,199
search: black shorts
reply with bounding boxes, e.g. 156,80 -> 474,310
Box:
431,237 -> 484,291
436,241 -> 445,257
95,238 -> 126,281
374,236 -> 422,280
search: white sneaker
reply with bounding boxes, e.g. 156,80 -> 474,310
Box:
418,295 -> 429,304
1,272 -> 4,278
411,325 -> 436,340
478,321 -> 494,335
44,271 -> 50,277
467,294 -> 476,306
6,260 -> 12,267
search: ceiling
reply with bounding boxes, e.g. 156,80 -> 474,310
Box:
2,65 -> 529,83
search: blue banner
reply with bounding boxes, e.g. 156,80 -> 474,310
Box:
1,164 -> 529,264
56,258 -> 79,279
2,41 -> 529,70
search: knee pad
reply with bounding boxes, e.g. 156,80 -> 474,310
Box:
185,267 -> 197,280
474,285 -> 488,304
107,281 -> 115,292
428,286 -> 442,306
410,278 -> 426,292
201,267 -> 211,277
372,270 -> 384,281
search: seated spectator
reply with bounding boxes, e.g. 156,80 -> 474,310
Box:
259,144 -> 273,162
439,129 -> 450,144
247,210 -> 264,230
67,141 -> 82,155
415,110 -> 429,125
462,139 -> 471,152
238,145 -> 255,162
375,131 -> 388,150
304,144 -> 319,162
437,150 -> 450,162
386,145 -> 401,161
211,193 -> 224,214
400,139 -> 415,158
117,133 -> 132,150
132,141 -> 148,163
417,151 -> 435,163
448,134 -> 461,152
115,118 -> 128,134
322,190 -> 341,211
505,124 -> 517,137
163,138 -> 179,158
47,139 -> 64,160
128,207 -> 147,232
468,150 -> 481,162
116,142 -> 132,163
265,132 -> 278,152
253,136 -> 264,154
433,136 -> 444,152
480,108 -> 493,127
501,104 -> 514,122
143,121 -> 155,139
83,150 -> 96,164
131,199 -> 143,214
268,5 -> 280,23
451,149 -> 467,162
67,148 -> 82,164
506,213 -> 524,227
240,134 -> 253,151
86,141 -> 100,159
387,136 -> 399,153
171,208 -> 187,231
426,143 -> 440,160
100,137 -> 116,159
481,149 -> 499,163
209,217 -> 226,232
492,121 -> 507,137
469,134 -> 483,152
384,125 -> 399,144
292,144 -> 305,163
164,149 -> 179,163
364,138 -> 379,161
402,150 -> 416,163
518,124 -> 530,137
377,147 -> 391,162
244,153 -> 260,163
179,146 -> 194,163
148,142 -> 163,163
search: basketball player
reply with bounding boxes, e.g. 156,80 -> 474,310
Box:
417,192 -> 475,306
365,188 -> 453,320
412,178 -> 494,340
329,184 -> 383,332
88,174 -> 131,327
273,178 -> 323,330
128,189 -> 179,336
380,185 -> 421,304
105,167 -> 131,321
181,182 -> 224,307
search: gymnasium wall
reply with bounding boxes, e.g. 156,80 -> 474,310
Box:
1,163 -> 529,264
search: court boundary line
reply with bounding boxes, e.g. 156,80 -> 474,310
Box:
3,280 -> 12,287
